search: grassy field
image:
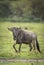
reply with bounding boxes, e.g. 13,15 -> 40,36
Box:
0,21 -> 44,59
0,62 -> 44,65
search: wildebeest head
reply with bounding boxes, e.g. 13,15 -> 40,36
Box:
8,27 -> 17,31
8,27 -> 21,40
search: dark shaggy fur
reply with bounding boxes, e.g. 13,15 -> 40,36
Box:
8,27 -> 41,53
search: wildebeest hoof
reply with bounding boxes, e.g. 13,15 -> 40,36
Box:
30,49 -> 32,51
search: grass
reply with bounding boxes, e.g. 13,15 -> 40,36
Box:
0,62 -> 44,65
0,21 -> 44,59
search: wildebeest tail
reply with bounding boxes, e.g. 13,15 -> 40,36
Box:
36,38 -> 41,53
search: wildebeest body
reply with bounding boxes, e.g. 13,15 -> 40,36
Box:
16,29 -> 36,44
8,27 -> 41,53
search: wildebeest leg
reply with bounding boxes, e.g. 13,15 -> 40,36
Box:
19,44 -> 22,52
29,43 -> 32,51
33,43 -> 35,50
13,43 -> 18,52
32,40 -> 36,50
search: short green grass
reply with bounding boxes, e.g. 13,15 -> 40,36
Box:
0,62 -> 44,65
0,21 -> 44,59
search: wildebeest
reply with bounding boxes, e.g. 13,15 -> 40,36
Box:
8,27 -> 41,53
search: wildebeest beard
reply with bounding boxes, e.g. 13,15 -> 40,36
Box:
8,27 -> 41,53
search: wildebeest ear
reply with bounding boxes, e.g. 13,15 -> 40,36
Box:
19,27 -> 21,29
17,27 -> 21,29
24,27 -> 28,30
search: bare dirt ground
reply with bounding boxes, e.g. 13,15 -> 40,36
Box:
0,58 -> 44,62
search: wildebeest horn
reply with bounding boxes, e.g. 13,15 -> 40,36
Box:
19,27 -> 21,29
17,27 -> 21,29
